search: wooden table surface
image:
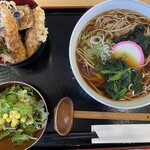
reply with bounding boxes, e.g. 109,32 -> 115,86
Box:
34,0 -> 150,8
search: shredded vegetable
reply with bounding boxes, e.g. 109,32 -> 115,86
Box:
0,85 -> 48,146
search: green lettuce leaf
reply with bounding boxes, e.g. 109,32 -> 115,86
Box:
23,125 -> 36,136
14,102 -> 33,117
0,98 -> 11,116
0,130 -> 10,140
11,131 -> 29,146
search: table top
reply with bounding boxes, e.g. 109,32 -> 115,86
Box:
33,2 -> 150,149
0,8 -> 149,149
34,0 -> 150,8
1,1 -> 150,149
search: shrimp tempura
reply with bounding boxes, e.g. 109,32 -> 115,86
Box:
25,6 -> 48,57
0,4 -> 26,62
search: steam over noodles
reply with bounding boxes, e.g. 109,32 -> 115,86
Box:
76,9 -> 150,100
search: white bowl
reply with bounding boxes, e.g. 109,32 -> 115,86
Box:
69,0 -> 150,110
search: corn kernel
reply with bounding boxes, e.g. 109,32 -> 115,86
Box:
10,111 -> 19,119
15,113 -> 20,119
20,117 -> 26,123
12,118 -> 19,125
2,125 -> 6,130
6,118 -> 11,123
11,123 -> 16,128
0,118 -> 5,124
18,129 -> 23,133
9,114 -> 13,119
3,114 -> 9,119
9,116 -> 14,120
12,110 -> 18,115
9,111 -> 14,119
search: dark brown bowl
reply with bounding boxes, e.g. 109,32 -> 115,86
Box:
5,41 -> 47,67
8,0 -> 38,9
0,81 -> 49,150
0,0 -> 47,67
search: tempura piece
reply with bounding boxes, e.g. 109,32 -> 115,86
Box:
0,4 -> 26,62
16,4 -> 34,30
0,0 -> 17,12
25,6 -> 48,57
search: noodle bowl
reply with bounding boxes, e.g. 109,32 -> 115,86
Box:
76,9 -> 150,101
69,0 -> 150,109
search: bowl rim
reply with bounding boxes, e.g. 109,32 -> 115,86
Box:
0,81 -> 49,150
69,0 -> 150,110
0,40 -> 47,67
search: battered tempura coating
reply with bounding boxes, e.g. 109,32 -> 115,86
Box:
25,6 -> 48,57
17,4 -> 34,30
0,4 -> 26,62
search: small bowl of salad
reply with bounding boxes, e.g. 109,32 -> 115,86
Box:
0,81 -> 49,150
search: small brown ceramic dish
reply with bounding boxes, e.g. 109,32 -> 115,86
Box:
0,81 -> 49,150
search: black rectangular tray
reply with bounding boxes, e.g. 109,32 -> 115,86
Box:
1,9 -> 150,149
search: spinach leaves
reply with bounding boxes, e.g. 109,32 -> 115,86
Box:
100,58 -> 143,99
113,24 -> 150,57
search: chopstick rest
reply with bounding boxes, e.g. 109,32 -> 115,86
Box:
91,124 -> 150,144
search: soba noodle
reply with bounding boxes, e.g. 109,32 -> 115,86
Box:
76,9 -> 150,100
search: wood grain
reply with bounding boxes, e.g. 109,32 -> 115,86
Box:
34,0 -> 150,8
74,111 -> 150,121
